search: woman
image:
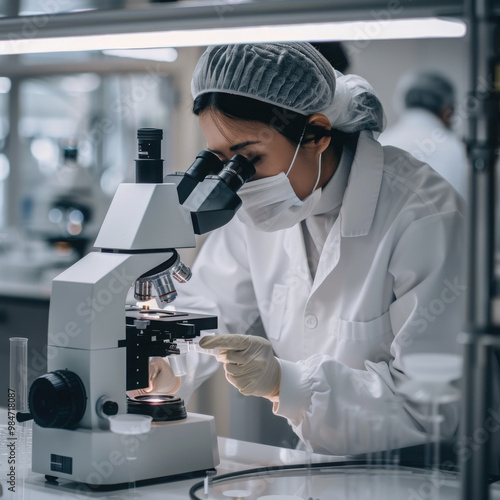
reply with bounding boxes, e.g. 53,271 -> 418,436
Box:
144,42 -> 466,456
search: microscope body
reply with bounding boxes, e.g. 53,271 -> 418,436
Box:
30,183 -> 220,485
27,129 -> 255,487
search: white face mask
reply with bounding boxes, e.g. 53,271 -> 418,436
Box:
236,133 -> 322,232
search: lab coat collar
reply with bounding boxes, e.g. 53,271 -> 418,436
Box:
310,134 -> 353,217
283,130 -> 382,283
282,151 -> 351,283
339,130 -> 384,237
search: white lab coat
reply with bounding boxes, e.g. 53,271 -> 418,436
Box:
174,130 -> 467,456
379,108 -> 469,200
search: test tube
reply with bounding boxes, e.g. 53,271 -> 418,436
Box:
9,337 -> 29,499
345,406 -> 361,452
9,337 -> 28,412
384,398 -> 401,469
367,413 -> 385,468
344,406 -> 361,500
431,400 -> 443,468
305,448 -> 313,500
367,413 -> 385,500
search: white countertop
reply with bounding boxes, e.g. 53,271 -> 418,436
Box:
4,410 -> 499,499
3,438 -> 330,500
0,407 -> 336,500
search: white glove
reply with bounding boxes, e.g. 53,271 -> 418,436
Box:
199,334 -> 281,400
127,357 -> 181,398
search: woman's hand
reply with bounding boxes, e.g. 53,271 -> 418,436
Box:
199,334 -> 280,401
127,357 -> 181,398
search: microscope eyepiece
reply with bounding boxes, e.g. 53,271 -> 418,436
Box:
137,128 -> 163,160
179,152 -> 256,234
218,154 -> 256,192
136,128 -> 164,183
186,150 -> 224,182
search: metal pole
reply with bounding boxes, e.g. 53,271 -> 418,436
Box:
5,76 -> 21,227
461,0 -> 499,497
4,0 -> 20,227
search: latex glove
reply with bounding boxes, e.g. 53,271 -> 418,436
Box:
127,357 -> 181,398
199,334 -> 280,400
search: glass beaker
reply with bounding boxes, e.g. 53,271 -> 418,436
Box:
399,353 -> 462,498
108,414 -> 153,498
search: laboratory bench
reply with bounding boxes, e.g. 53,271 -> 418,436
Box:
3,408 -> 500,499
0,406 -> 337,500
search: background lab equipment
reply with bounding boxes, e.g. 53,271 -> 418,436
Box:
22,142 -> 110,258
0,143 -> 110,286
16,128 -> 256,486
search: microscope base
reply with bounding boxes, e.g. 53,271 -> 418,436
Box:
31,412 -> 219,486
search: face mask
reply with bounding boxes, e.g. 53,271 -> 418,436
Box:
236,131 -> 323,232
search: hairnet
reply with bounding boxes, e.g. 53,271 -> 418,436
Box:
191,43 -> 385,134
391,71 -> 455,116
403,72 -> 455,113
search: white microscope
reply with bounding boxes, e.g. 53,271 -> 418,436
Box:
17,128 -> 255,487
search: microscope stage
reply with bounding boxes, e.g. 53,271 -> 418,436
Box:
125,307 -> 217,337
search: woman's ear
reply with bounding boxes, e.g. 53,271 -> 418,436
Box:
306,113 -> 332,154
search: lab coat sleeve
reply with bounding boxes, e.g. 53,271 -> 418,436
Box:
173,218 -> 260,403
273,209 -> 466,456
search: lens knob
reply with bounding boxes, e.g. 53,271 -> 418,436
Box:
29,370 -> 87,429
103,401 -> 119,417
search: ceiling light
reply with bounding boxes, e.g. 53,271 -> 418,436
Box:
0,18 -> 466,55
102,48 -> 178,62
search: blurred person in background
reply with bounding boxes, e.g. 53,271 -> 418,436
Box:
379,71 -> 468,200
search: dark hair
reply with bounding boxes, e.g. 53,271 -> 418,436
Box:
310,41 -> 350,73
193,92 -> 347,157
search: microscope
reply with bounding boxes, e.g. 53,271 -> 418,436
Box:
23,141 -> 111,258
17,128 -> 255,486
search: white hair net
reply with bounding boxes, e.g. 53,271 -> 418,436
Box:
191,42 -> 385,134
391,71 -> 455,116
404,71 -> 455,112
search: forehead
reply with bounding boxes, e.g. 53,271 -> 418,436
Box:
199,110 -> 263,147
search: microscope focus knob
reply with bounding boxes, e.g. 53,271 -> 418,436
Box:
96,396 -> 119,418
103,401 -> 119,416
28,370 -> 87,429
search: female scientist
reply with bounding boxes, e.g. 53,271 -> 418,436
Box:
143,42 -> 466,456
